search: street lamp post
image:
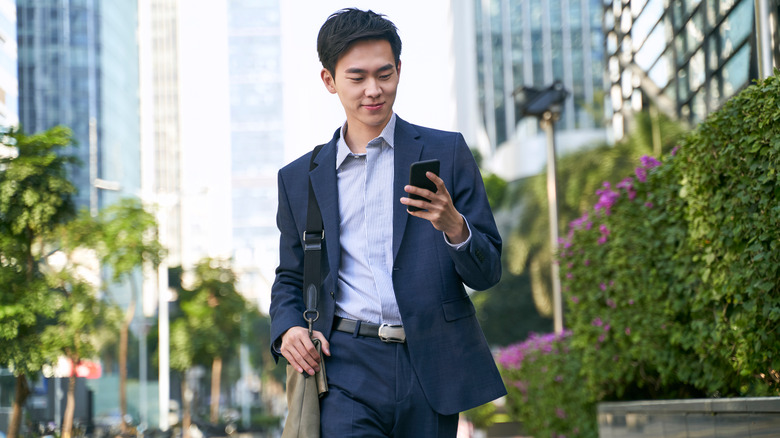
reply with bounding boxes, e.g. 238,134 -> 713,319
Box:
513,81 -> 570,335
754,0 -> 779,79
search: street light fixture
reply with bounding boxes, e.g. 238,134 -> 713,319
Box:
513,81 -> 569,335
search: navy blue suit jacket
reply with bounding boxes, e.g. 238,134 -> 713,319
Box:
269,117 -> 507,415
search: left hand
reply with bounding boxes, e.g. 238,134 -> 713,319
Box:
401,171 -> 469,244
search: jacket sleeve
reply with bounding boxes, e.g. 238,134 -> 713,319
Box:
446,133 -> 502,290
268,168 -> 307,361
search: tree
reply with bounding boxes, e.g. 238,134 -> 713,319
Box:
41,260 -> 121,438
170,314 -> 196,437
0,127 -> 77,438
93,198 -> 164,433
184,258 -> 248,424
164,259 -> 248,437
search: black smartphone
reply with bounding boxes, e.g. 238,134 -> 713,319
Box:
408,159 -> 440,212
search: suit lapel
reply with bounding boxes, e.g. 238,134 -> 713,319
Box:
309,132 -> 341,280
393,118 -> 423,261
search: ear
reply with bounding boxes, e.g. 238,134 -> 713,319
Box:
321,68 -> 337,94
396,60 -> 402,79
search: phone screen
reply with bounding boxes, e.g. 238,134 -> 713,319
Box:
408,159 -> 440,212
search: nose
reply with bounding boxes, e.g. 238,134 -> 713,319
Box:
365,78 -> 381,98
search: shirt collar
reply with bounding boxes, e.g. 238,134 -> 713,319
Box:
336,113 -> 397,169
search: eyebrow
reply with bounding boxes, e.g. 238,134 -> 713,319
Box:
345,64 -> 395,75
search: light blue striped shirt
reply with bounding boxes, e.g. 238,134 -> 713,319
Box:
334,114 -> 471,325
335,114 -> 401,324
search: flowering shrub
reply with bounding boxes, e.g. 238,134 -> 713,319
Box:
559,149 -> 717,399
558,73 -> 780,401
498,332 -> 597,438
498,73 -> 780,436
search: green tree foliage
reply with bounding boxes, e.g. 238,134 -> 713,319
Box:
0,127 -> 77,438
173,258 -> 251,427
92,198 -> 164,432
41,260 -> 121,438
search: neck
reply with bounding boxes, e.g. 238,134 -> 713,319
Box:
344,120 -> 389,154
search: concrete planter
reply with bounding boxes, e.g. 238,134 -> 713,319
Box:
598,397 -> 780,437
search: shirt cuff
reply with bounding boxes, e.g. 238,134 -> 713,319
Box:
443,215 -> 472,250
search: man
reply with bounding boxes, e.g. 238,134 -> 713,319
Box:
270,8 -> 505,437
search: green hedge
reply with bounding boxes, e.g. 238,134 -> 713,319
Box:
498,73 -> 780,437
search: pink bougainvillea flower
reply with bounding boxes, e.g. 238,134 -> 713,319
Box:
640,155 -> 662,168
597,224 -> 610,244
616,177 -> 637,199
635,166 -> 648,182
594,182 -> 620,215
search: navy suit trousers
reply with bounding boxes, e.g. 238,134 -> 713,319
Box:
320,330 -> 458,437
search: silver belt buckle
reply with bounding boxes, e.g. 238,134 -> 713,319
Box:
378,323 -> 406,343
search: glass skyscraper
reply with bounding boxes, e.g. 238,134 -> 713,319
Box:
605,0 -> 780,138
475,0 -> 606,150
227,0 -> 285,309
17,0 -> 140,211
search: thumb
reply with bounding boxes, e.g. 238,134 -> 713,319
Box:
312,330 -> 331,356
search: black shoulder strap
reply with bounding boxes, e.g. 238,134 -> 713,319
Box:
302,144 -> 325,333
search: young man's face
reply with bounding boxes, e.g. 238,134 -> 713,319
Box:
321,39 -> 401,137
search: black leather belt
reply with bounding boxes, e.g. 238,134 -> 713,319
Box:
334,317 -> 406,343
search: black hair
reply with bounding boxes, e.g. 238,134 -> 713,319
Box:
317,8 -> 402,76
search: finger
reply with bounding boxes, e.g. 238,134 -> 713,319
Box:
427,173 -> 452,202
287,348 -> 319,376
426,171 -> 444,188
403,185 -> 438,203
282,329 -> 321,374
312,330 -> 331,356
281,339 -> 311,373
297,338 -> 322,375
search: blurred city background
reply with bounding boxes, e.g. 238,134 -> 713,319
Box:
0,0 -> 778,437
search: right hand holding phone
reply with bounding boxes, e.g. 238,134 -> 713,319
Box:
402,172 -> 469,245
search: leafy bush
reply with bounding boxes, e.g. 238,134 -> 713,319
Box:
498,332 -> 597,438
674,74 -> 780,387
498,73 -> 780,435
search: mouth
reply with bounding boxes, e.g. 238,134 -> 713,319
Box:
363,102 -> 384,111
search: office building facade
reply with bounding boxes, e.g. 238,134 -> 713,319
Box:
17,0 -> 140,211
227,0 -> 285,310
475,0 -> 606,150
605,0 -> 780,138
474,0 -> 607,181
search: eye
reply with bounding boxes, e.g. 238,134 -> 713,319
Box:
348,77 -> 363,82
379,74 -> 392,80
